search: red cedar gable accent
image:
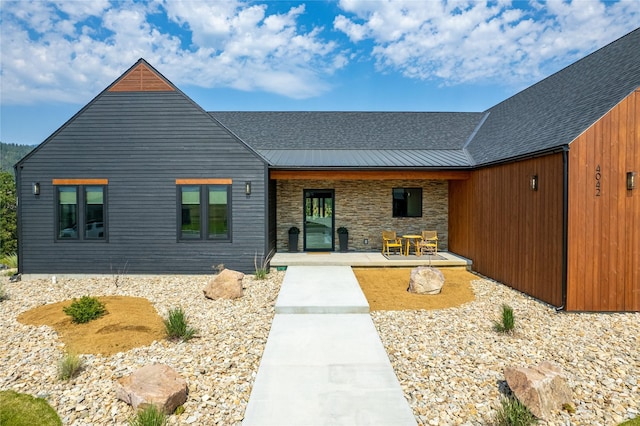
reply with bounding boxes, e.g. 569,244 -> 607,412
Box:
108,63 -> 174,92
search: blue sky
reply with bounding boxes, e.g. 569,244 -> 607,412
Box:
1,0 -> 639,145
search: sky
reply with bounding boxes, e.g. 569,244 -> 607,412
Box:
1,0 -> 639,146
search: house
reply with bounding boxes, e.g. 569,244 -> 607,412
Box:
15,28 -> 639,311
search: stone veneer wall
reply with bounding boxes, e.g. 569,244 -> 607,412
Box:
276,179 -> 448,252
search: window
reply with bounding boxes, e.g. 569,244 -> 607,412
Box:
392,187 -> 422,217
179,184 -> 230,240
56,185 -> 107,240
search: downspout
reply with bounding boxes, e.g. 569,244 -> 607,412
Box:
556,147 -> 569,312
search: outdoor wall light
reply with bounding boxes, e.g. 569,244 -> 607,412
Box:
245,181 -> 252,195
530,175 -> 538,191
627,172 -> 637,190
32,182 -> 40,196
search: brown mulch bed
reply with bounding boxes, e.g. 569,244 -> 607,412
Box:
353,267 -> 477,311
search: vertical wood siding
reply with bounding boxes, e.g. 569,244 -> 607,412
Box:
449,154 -> 565,307
567,90 -> 639,311
18,91 -> 267,274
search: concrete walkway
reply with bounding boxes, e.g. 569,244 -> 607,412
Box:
243,266 -> 417,426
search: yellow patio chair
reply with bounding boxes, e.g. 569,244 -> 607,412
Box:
382,231 -> 404,256
418,230 -> 438,255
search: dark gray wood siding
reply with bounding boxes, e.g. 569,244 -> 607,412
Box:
17,91 -> 267,274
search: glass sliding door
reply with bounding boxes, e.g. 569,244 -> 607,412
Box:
304,189 -> 334,251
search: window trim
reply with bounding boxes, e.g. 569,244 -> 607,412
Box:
54,183 -> 108,242
177,183 -> 232,242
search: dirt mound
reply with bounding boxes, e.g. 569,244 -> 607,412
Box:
17,296 -> 165,356
353,267 -> 476,311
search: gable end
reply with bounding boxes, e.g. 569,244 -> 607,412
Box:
108,62 -> 174,92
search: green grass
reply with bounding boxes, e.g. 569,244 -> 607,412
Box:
63,296 -> 107,324
492,395 -> 538,426
493,304 -> 515,333
0,390 -> 62,426
57,352 -> 83,380
619,417 -> 640,426
128,404 -> 168,426
164,307 -> 197,342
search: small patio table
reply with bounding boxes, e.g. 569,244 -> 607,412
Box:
402,235 -> 422,256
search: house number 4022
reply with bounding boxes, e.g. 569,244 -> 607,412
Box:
595,165 -> 601,196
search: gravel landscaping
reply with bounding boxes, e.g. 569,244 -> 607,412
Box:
1,271 -> 638,425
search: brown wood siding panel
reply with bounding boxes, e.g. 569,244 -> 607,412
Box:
567,90 -> 640,311
449,154 -> 564,307
108,63 -> 174,92
627,91 -> 639,310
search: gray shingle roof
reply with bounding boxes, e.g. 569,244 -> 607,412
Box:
210,28 -> 639,169
210,112 -> 483,168
468,27 -> 640,165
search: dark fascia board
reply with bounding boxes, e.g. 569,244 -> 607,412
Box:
268,165 -> 473,171
468,145 -> 570,170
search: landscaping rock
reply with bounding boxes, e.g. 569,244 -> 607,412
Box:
408,266 -> 445,294
203,269 -> 244,300
115,364 -> 187,414
504,361 -> 572,420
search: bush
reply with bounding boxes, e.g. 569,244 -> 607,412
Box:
57,352 -> 83,380
1,252 -> 17,269
128,404 -> 167,426
254,249 -> 274,280
0,390 -> 62,426
63,296 -> 107,324
493,304 -> 515,333
493,395 -> 538,426
164,307 -> 197,342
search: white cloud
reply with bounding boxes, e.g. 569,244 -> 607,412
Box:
1,0 -> 638,107
0,0 -> 344,105
334,0 -> 640,86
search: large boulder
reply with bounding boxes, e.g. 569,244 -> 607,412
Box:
408,266 -> 445,295
203,269 -> 245,300
115,364 -> 188,414
504,361 -> 572,420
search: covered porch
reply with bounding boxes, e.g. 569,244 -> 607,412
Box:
271,251 -> 471,268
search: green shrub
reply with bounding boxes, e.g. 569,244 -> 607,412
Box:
493,304 -> 515,333
63,296 -> 107,324
0,390 -> 62,426
128,404 -> 167,426
493,395 -> 538,426
254,250 -> 274,280
619,417 -> 640,426
57,352 -> 83,380
1,252 -> 17,269
164,307 -> 197,342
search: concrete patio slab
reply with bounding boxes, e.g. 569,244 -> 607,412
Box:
271,251 -> 471,268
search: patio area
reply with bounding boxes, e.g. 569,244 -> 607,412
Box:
270,251 -> 472,268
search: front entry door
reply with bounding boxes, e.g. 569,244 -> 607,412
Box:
304,189 -> 334,251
